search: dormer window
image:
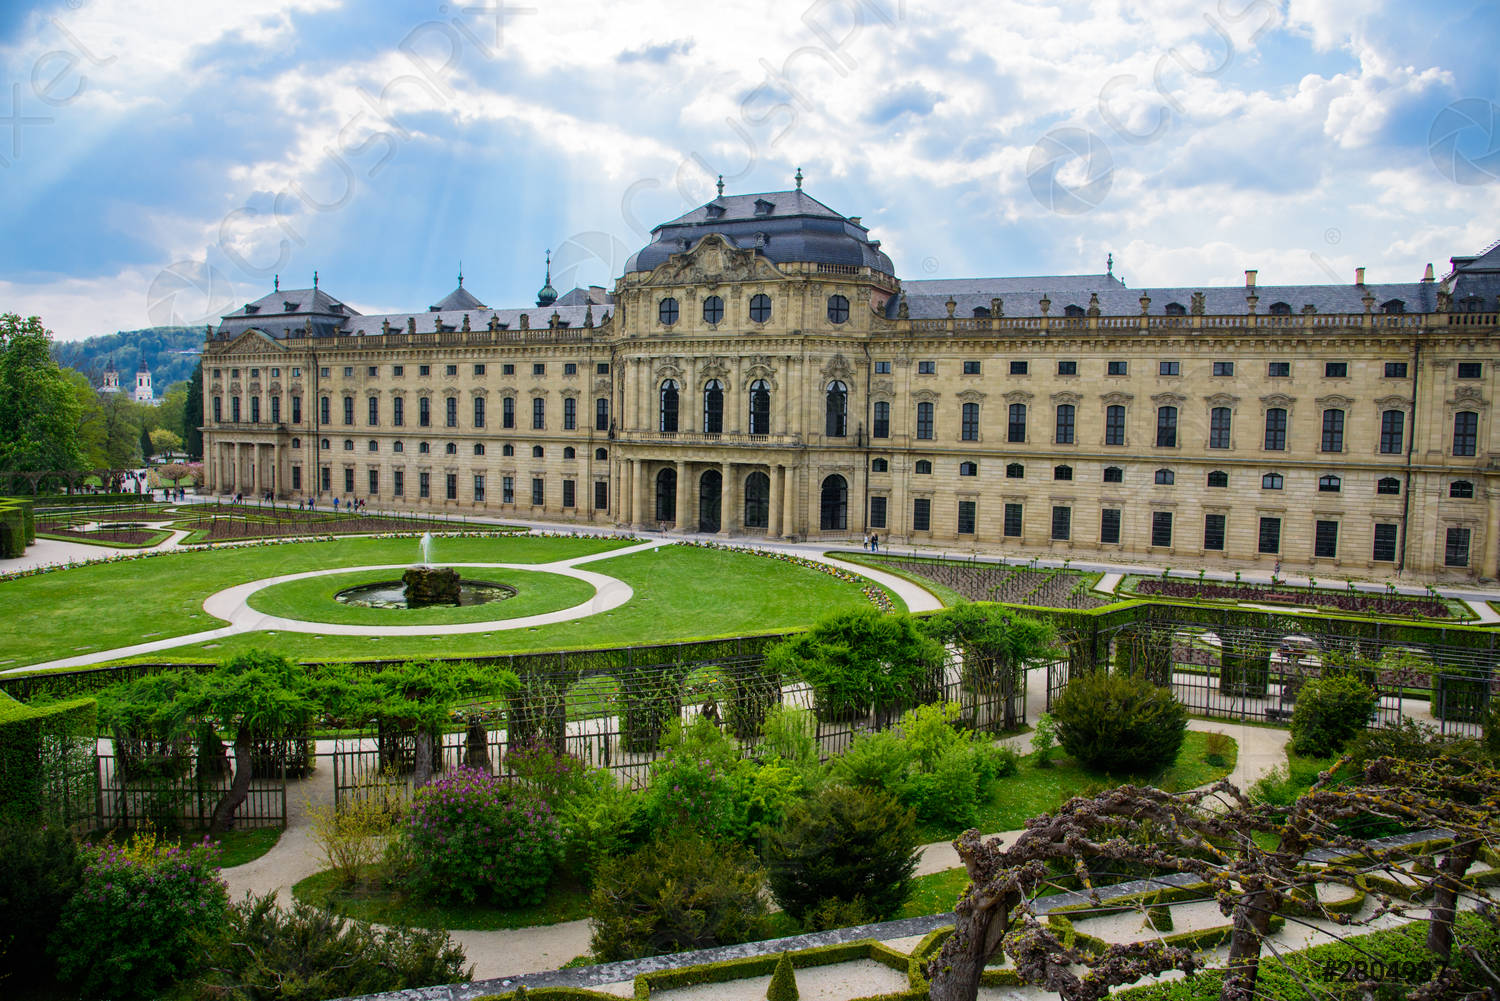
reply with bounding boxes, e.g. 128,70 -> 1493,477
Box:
1063,304 -> 1085,317
1382,299 -> 1405,314
705,203 -> 725,219
1164,302 -> 1186,316
330,304 -> 344,313
1269,302 -> 1292,315
243,304 -> 260,314
753,198 -> 774,216
1459,296 -> 1484,313
284,301 -> 298,311
972,307 -> 990,318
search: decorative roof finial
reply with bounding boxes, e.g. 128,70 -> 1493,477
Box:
716,174 -> 724,197
536,249 -> 558,308
458,261 -> 463,287
794,166 -> 803,189
1106,252 -> 1113,276
273,274 -> 279,292
312,269 -> 318,289
545,248 -> 551,283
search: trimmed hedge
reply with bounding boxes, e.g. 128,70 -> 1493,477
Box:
0,694 -> 96,826
0,496 -> 36,557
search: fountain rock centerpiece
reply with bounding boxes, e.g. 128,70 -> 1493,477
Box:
401,565 -> 462,606
335,533 -> 517,609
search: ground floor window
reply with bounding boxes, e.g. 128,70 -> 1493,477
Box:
1372,523 -> 1397,562
419,472 -> 430,498
563,479 -> 575,509
446,473 -> 457,500
1445,526 -> 1471,567
1151,511 -> 1173,548
594,481 -> 608,510
321,466 -> 331,491
1258,516 -> 1281,554
1314,520 -> 1338,558
368,469 -> 378,496
291,465 -> 301,490
1051,506 -> 1071,541
502,476 -> 514,504
474,474 -> 485,503
655,468 -> 676,523
744,471 -> 769,528
344,468 -> 354,494
1100,508 -> 1121,544
820,475 -> 848,531
393,470 -> 404,496
532,477 -> 545,507
1203,513 -> 1225,551
912,497 -> 931,532
869,495 -> 887,530
957,500 -> 976,535
1004,503 -> 1022,538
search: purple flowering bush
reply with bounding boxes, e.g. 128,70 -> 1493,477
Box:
401,767 -> 562,907
51,834 -> 228,1001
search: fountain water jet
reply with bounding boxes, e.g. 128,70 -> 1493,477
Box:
403,532 -> 459,606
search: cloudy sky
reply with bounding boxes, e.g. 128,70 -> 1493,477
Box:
2,0 -> 1497,341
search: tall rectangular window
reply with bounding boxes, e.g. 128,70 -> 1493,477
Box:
446,473 -> 457,500
595,398 -> 609,431
344,467 -> 354,493
564,397 -> 577,430
473,396 -> 485,428
562,479 -> 575,508
1258,517 -> 1281,554
873,401 -> 890,438
474,474 -> 485,502
1100,508 -> 1121,544
1105,405 -> 1125,445
1151,511 -> 1173,548
1003,503 -> 1023,538
343,397 -> 354,425
1372,523 -> 1398,562
1204,513 -> 1226,551
503,397 -> 514,429
1453,411 -> 1478,455
869,496 -> 887,529
594,480 -> 609,510
1209,407 -> 1231,448
291,396 -> 301,423
368,396 -> 379,425
269,396 -> 279,423
532,397 -> 546,430
957,500 -> 976,535
1051,506 -> 1071,541
960,402 -> 980,441
213,397 -> 222,422
502,476 -> 514,504
1380,410 -> 1404,453
419,397 -> 431,427
1314,520 -> 1339,558
231,397 -> 241,422
1055,404 -> 1075,444
321,467 -> 331,492
291,465 -> 301,490
1321,409 -> 1345,452
912,497 -> 931,532
249,397 -> 259,422
916,402 -> 934,440
368,469 -> 379,495
1264,408 -> 1287,450
445,397 -> 458,428
1156,406 -> 1178,447
419,472 -> 430,498
392,397 -> 404,427
531,477 -> 544,506
319,396 -> 330,424
393,470 -> 403,496
1445,527 -> 1471,567
1007,404 -> 1026,443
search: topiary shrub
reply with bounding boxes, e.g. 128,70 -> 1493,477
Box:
0,823 -> 83,994
1290,674 -> 1378,758
192,891 -> 471,1001
765,783 -> 919,924
401,767 -> 562,907
588,836 -> 770,961
1051,670 -> 1188,774
767,952 -> 800,1001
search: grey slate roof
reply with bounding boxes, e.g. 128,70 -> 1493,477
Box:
625,188 -> 895,276
430,284 -> 487,312
1450,240 -> 1500,310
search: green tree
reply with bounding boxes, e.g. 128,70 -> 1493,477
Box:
101,391 -> 144,469
148,428 -> 183,454
0,314 -> 85,482
183,359 -> 204,456
924,603 -> 1057,731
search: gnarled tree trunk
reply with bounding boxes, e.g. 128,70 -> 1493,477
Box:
413,727 -> 435,787
1222,885 -> 1278,1001
1426,841 -> 1478,958
209,726 -> 254,834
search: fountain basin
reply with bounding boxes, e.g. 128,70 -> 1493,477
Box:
335,576 -> 517,609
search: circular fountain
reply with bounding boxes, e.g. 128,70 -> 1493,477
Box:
333,532 -> 517,609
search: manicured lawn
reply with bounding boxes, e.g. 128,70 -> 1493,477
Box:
206,825 -> 284,867
293,867 -> 592,930
136,545 -> 904,664
921,729 -> 1238,842
245,567 -> 596,625
0,535 -> 631,669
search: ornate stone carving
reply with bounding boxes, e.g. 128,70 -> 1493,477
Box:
1204,392 -> 1239,407
1314,394 -> 1355,409
1101,391 -> 1134,406
912,389 -> 940,403
957,389 -> 987,404
1150,392 -> 1187,405
820,352 -> 855,383
1051,391 -> 1082,405
1260,393 -> 1296,409
1190,292 -> 1205,315
1004,390 -> 1034,404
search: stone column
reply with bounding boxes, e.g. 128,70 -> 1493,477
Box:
633,459 -> 649,530
231,442 -> 240,494
718,460 -> 734,536
768,464 -> 783,540
1483,489 -> 1500,580
782,462 -> 797,540
675,459 -> 689,532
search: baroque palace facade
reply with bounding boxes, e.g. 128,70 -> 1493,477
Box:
202,185 -> 1500,581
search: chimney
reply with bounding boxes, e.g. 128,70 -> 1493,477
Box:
849,216 -> 861,226
1423,263 -> 1435,282
1245,270 -> 1257,288
1355,267 -> 1366,285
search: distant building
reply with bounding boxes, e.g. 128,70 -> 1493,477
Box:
100,358 -> 121,394
133,359 -> 155,404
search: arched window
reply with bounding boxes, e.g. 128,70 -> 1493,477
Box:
474,443 -> 485,455
1053,464 -> 1072,480
658,297 -> 679,325
532,445 -> 544,458
1207,470 -> 1228,488
1262,472 -> 1284,490
501,443 -> 513,456
1269,301 -> 1292,316
368,440 -> 378,451
960,461 -> 978,477
1006,462 -> 1024,479
748,293 -> 772,323
748,380 -> 771,435
563,446 -> 576,459
915,460 -> 932,474
702,296 -> 724,324
291,437 -> 301,448
595,447 -> 608,460
819,474 -> 847,530
655,467 -> 676,523
1103,466 -> 1123,483
320,438 -> 330,450
1063,304 -> 1085,317
702,379 -> 724,433
1451,480 -> 1475,498
1382,299 -> 1406,315
393,441 -> 404,453
445,442 -> 457,454
418,441 -> 430,454
916,401 -> 934,440
744,471 -> 769,528
1154,468 -> 1175,485
343,439 -> 354,451
825,380 -> 847,437
1377,476 -> 1400,495
1318,474 -> 1341,492
827,294 -> 849,324
1164,302 -> 1186,316
659,379 -> 679,433
871,458 -> 889,472
1156,406 -> 1178,447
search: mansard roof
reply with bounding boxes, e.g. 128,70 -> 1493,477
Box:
430,283 -> 487,312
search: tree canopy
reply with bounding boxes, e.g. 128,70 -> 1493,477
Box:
0,314 -> 86,475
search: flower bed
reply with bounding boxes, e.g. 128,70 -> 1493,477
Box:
1134,578 -> 1450,618
861,557 -> 1105,609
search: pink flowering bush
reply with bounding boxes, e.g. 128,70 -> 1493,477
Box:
51,834 -> 228,1001
401,767 -> 562,907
